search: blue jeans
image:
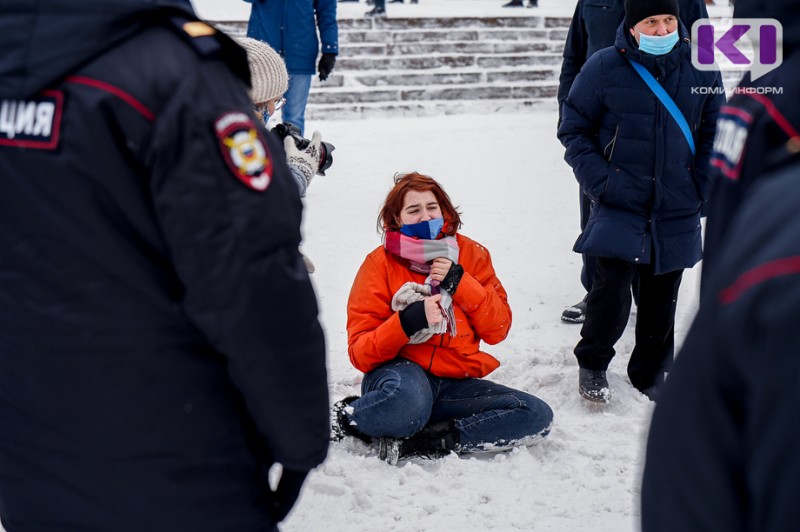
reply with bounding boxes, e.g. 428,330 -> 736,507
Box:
350,359 -> 553,453
282,74 -> 312,136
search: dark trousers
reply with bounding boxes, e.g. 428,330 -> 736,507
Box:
574,257 -> 683,391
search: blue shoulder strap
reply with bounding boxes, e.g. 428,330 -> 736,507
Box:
626,58 -> 696,155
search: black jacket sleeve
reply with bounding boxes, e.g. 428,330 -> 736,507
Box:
557,1 -> 587,126
146,56 -> 329,472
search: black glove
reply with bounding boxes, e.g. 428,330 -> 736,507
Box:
270,468 -> 309,523
440,264 -> 464,295
399,300 -> 428,337
318,53 -> 336,81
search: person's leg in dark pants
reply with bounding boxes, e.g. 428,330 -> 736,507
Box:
627,265 -> 683,395
562,192 -> 595,323
574,257 -> 636,371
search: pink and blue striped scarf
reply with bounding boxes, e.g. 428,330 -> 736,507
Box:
384,231 -> 460,336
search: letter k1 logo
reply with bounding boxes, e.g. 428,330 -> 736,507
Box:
691,18 -> 783,80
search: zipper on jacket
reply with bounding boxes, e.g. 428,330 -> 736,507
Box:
426,335 -> 445,372
604,124 -> 619,161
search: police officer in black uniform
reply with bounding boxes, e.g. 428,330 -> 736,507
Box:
0,1 -> 328,530
641,1 -> 800,528
699,0 -> 800,294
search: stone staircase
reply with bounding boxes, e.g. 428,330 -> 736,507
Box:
214,16 -> 570,120
214,15 -> 743,120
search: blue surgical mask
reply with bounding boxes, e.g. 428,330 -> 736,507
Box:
400,218 -> 445,240
260,108 -> 270,126
637,29 -> 679,56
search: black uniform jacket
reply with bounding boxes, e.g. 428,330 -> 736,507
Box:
641,158 -> 800,532
0,1 -> 328,530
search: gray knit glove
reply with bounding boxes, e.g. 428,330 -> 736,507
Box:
284,131 -> 322,190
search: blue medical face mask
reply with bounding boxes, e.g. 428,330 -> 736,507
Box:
637,29 -> 679,56
400,217 -> 445,240
260,108 -> 270,125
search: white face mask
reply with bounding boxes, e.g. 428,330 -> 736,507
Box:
637,29 -> 679,55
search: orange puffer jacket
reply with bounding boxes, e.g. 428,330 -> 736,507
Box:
347,233 -> 511,379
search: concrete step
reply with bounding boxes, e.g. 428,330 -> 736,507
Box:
340,68 -> 557,87
308,82 -> 557,105
310,67 -> 557,91
334,16 -> 572,30
340,40 -> 563,57
338,27 -> 569,44
334,53 -> 562,71
304,97 -> 558,121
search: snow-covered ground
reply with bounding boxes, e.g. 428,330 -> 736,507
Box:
293,112 -> 687,532
185,2 -> 735,531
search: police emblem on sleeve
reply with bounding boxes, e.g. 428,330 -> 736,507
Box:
215,112 -> 273,191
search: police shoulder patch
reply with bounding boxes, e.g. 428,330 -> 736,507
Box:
215,112 -> 273,192
0,90 -> 63,150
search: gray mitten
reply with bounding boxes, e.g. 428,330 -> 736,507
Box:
284,131 -> 322,190
391,282 -> 430,311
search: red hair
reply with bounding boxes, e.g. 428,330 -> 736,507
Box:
377,172 -> 462,236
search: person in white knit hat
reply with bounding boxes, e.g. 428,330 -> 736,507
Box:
237,37 -> 324,274
236,37 -> 289,125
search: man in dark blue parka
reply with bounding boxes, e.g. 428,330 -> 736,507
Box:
558,0 -> 723,402
556,0 -> 708,324
0,0 -> 329,530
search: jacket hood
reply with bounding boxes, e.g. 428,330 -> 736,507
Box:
0,0 -> 195,99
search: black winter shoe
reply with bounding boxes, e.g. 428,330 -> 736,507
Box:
579,368 -> 612,403
365,6 -> 386,16
503,0 -> 524,6
331,396 -> 372,443
561,296 -> 588,323
379,420 -> 460,465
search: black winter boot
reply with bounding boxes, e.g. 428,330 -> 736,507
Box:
378,420 -> 460,465
561,295 -> 588,323
502,0 -> 524,6
578,368 -> 612,403
331,396 -> 372,443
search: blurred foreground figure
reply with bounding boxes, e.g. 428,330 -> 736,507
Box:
699,0 -> 800,293
0,1 -> 329,530
642,0 -> 800,529
641,157 -> 800,532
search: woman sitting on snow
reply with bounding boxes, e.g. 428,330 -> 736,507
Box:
332,172 -> 553,464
